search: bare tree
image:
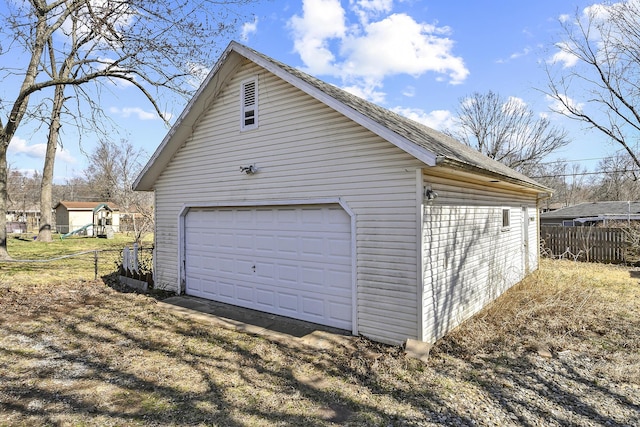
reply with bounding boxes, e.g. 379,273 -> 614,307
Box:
529,160 -> 591,208
445,91 -> 571,173
546,2 -> 640,170
592,152 -> 640,201
59,176 -> 94,202
0,0 -> 257,257
6,168 -> 41,217
85,139 -> 153,242
38,38 -> 71,242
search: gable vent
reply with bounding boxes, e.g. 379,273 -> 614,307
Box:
241,78 -> 258,130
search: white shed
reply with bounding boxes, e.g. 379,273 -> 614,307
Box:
54,201 -> 120,236
134,42 -> 551,345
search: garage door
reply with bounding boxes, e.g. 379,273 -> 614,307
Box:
184,205 -> 352,330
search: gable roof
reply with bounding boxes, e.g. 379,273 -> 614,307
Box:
55,201 -> 119,211
541,201 -> 640,219
134,41 -> 550,193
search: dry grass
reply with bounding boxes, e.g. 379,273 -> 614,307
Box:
1,249 -> 639,426
435,260 -> 640,386
2,233 -> 152,285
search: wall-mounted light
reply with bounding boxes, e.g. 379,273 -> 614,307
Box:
240,164 -> 257,174
424,187 -> 438,201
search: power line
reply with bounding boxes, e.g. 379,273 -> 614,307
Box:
531,169 -> 640,178
536,156 -> 610,165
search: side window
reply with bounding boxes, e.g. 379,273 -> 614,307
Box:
502,208 -> 511,229
241,77 -> 258,131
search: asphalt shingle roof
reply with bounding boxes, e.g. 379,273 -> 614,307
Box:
541,201 -> 640,219
55,201 -> 119,210
245,44 -> 547,190
134,41 -> 551,193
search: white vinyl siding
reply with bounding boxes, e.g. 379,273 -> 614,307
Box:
152,62 -> 422,345
421,171 -> 539,343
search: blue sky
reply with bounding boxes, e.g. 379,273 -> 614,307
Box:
5,0 -> 614,182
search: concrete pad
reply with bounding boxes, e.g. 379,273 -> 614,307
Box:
159,295 -> 352,346
405,338 -> 432,363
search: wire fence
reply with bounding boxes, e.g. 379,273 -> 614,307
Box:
1,246 -> 154,285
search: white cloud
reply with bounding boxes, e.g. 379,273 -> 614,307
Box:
288,0 -> 469,101
241,16 -> 259,41
392,107 -> 455,131
186,62 -> 212,88
109,106 -> 159,120
289,0 -> 346,75
351,0 -> 393,24
583,3 -> 611,21
8,136 -> 76,163
402,85 -> 416,97
550,42 -> 580,68
341,14 -> 468,83
342,82 -> 386,104
551,2 -> 629,69
59,1 -> 136,47
95,57 -> 135,87
546,93 -> 583,115
497,46 -> 532,64
506,96 -> 528,109
510,47 -> 530,60
558,13 -> 571,23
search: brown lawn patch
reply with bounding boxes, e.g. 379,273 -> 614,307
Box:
0,258 -> 639,426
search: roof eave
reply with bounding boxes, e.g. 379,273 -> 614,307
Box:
435,156 -> 553,194
133,45 -> 244,191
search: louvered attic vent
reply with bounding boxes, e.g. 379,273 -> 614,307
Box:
241,78 -> 258,131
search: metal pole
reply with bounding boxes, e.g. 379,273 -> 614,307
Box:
94,250 -> 98,280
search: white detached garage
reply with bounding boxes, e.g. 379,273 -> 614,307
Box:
134,42 -> 551,345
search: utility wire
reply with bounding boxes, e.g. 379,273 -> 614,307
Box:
536,156 -> 611,165
531,169 -> 640,178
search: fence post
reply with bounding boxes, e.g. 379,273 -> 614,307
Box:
94,250 -> 98,280
123,247 -> 130,272
133,243 -> 139,273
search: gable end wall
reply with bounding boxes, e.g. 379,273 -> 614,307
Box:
152,61 -> 424,345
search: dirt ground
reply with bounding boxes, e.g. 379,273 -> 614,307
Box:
0,259 -> 639,426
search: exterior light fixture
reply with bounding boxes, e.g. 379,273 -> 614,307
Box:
240,164 -> 257,174
424,187 -> 438,201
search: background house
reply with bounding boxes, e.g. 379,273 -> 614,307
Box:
134,42 -> 550,346
54,201 -> 120,236
5,204 -> 40,233
540,201 -> 640,226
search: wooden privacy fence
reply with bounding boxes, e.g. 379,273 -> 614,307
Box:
540,226 -> 627,263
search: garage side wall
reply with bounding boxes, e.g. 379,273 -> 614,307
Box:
152,60 -> 424,345
421,171 -> 539,343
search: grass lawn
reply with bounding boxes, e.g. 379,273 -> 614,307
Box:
1,238 -> 639,426
2,233 -> 152,285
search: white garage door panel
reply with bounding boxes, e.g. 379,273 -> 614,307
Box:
185,205 -> 352,329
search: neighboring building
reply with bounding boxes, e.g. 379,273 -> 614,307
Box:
6,207 -> 40,233
134,42 -> 551,345
540,201 -> 640,226
54,201 -> 120,236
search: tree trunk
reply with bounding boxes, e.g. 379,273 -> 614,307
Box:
0,140 -> 9,259
37,83 -> 65,242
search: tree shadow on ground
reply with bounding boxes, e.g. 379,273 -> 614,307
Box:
1,279 -> 638,426
0,283 -> 467,425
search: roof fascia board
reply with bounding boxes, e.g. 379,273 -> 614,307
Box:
436,156 -> 553,194
231,43 -> 438,167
